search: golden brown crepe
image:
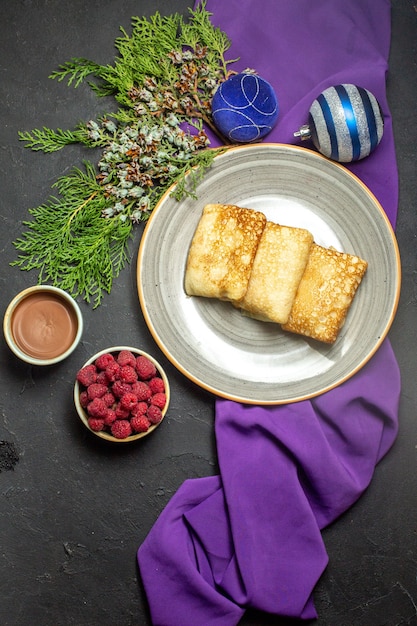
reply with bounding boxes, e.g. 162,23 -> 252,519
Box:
282,243 -> 368,343
239,222 -> 314,324
185,204 -> 368,344
184,203 -> 267,302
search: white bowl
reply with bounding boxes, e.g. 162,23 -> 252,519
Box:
3,285 -> 83,365
74,346 -> 170,443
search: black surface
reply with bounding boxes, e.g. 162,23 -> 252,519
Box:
1,2 -> 416,625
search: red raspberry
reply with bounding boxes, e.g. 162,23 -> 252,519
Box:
115,404 -> 130,419
103,408 -> 117,426
131,401 -> 148,417
131,381 -> 152,402
95,352 -> 115,370
76,364 -> 97,387
111,419 -> 132,439
120,392 -> 138,411
87,383 -> 108,400
117,350 -> 137,368
96,370 -> 109,385
131,415 -> 151,433
102,391 -> 115,407
147,404 -> 163,424
148,376 -> 165,394
119,365 -> 137,384
105,361 -> 120,382
79,390 -> 89,408
150,392 -> 166,410
87,397 -> 108,418
88,417 -> 105,432
112,380 -> 132,398
136,355 -> 156,380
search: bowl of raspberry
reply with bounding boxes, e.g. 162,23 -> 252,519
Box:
74,346 -> 170,442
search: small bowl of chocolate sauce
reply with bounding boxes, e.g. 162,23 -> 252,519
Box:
3,285 -> 83,365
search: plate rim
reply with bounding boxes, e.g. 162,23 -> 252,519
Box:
137,143 -> 401,404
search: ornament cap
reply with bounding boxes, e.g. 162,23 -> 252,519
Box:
294,124 -> 311,141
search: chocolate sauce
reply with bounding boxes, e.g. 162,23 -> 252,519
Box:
11,292 -> 78,360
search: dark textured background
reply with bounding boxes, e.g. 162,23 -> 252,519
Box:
1,2 -> 416,625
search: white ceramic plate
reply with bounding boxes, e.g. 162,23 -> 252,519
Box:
137,144 -> 400,404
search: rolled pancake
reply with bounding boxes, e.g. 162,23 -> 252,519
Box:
282,243 -> 368,343
184,204 -> 267,301
239,222 -> 314,324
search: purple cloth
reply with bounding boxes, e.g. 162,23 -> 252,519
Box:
138,0 -> 400,623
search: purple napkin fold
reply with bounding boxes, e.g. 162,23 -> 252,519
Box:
139,342 -> 399,625
138,0 -> 401,623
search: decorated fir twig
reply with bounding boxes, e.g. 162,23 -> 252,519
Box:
12,3 -> 237,307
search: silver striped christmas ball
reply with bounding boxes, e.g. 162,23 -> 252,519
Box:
294,84 -> 384,162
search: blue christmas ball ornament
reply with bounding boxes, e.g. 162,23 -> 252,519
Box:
294,84 -> 384,162
211,73 -> 279,143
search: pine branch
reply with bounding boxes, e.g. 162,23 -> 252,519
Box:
12,162 -> 133,307
183,3 -> 234,75
18,125 -> 92,153
13,3 -> 240,306
49,57 -> 107,87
